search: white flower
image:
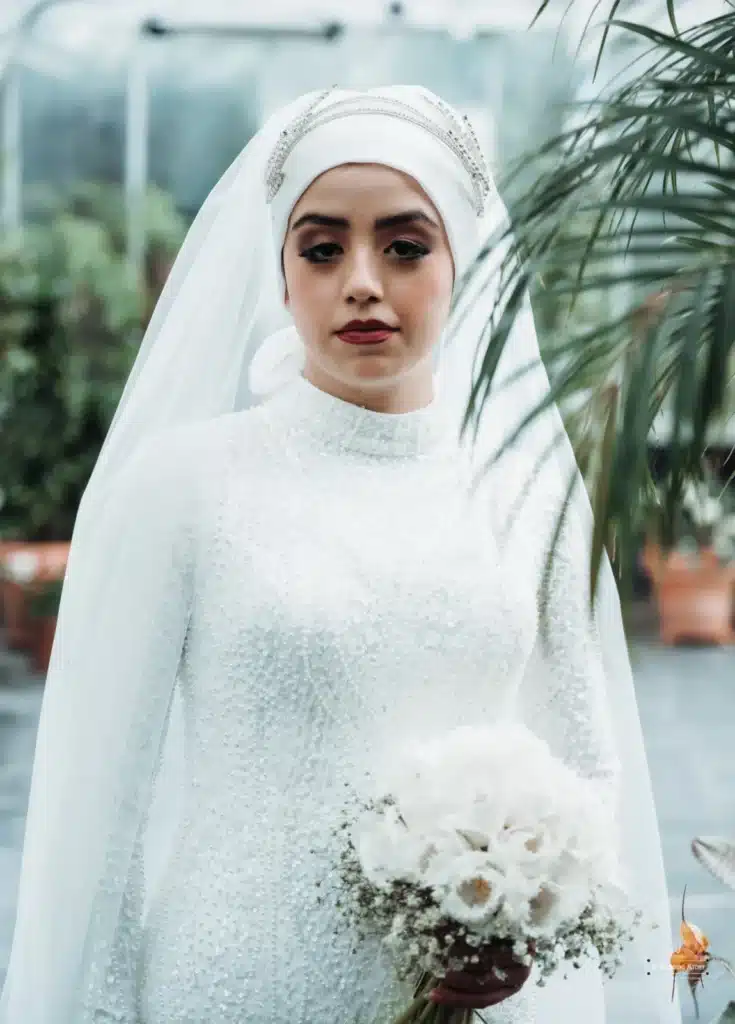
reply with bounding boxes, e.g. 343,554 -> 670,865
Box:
377,722 -> 557,822
352,804 -> 434,886
4,549 -> 39,584
493,821 -> 567,884
528,878 -> 586,933
427,851 -> 530,927
349,721 -> 629,966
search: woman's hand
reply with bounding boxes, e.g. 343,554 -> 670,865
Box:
428,937 -> 534,1010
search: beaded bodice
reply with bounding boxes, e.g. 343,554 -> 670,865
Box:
88,374 -> 618,1024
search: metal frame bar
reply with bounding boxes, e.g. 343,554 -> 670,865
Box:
1,3 -> 502,252
2,0 -> 67,230
125,18 -> 347,275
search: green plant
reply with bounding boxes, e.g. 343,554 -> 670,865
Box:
459,0 -> 735,605
647,460 -> 735,557
27,577 -> 64,619
0,182 -> 187,542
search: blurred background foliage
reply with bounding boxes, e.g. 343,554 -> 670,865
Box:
0,182 -> 186,540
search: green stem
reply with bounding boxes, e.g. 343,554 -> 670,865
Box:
390,993 -> 431,1024
416,1001 -> 438,1023
413,971 -> 435,999
451,1009 -> 472,1024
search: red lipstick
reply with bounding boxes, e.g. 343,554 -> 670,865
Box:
336,318 -> 398,345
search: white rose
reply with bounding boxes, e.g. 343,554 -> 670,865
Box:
428,851 -> 531,927
527,875 -> 588,933
495,821 -> 569,885
382,723 -> 554,816
353,804 -> 433,886
434,798 -> 514,853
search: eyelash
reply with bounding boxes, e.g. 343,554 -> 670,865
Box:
299,239 -> 430,264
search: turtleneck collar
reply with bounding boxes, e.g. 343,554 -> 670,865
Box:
260,373 -> 458,458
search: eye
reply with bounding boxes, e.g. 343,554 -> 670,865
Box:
300,242 -> 342,264
386,239 -> 430,261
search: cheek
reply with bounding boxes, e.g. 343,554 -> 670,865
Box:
284,263 -> 332,325
396,263 -> 453,328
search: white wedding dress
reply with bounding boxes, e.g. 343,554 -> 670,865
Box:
86,373 -> 616,1024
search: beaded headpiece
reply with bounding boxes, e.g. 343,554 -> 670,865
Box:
264,87 -> 492,217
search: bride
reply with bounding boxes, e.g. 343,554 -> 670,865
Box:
0,86 -> 679,1024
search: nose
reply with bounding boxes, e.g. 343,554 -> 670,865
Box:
342,247 -> 383,305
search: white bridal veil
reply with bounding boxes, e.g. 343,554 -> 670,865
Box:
0,85 -> 679,1024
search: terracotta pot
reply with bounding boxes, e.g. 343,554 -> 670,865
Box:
30,542 -> 70,584
698,546 -> 720,569
0,540 -> 27,627
655,562 -> 735,646
1,542 -> 69,652
31,615 -> 57,674
2,580 -> 33,650
642,541 -> 721,583
641,540 -> 663,583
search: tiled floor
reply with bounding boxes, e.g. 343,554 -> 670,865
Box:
629,638 -> 735,1023
0,610 -> 733,1022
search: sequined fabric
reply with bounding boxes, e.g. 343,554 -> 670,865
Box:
91,374 -> 617,1024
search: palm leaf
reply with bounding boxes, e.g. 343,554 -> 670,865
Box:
462,6 -> 735,602
590,384 -> 618,602
691,837 -> 735,892
609,19 -> 735,74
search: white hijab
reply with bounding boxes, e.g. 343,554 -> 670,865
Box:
249,84 -> 489,398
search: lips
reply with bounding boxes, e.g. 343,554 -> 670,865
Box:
336,320 -> 399,345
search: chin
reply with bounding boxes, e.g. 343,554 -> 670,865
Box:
327,354 -> 401,383
342,364 -> 408,390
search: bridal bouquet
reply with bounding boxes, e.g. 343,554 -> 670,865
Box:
333,723 -> 640,1023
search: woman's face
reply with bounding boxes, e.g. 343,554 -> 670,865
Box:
282,163 -> 454,407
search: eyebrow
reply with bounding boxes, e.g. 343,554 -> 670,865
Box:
289,210 -> 440,232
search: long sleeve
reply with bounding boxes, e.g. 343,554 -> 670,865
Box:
88,824 -> 147,1024
85,683 -> 181,1024
514,495 -> 622,821
490,447 -> 677,1019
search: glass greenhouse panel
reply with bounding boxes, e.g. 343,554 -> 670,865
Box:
1,1 -> 581,224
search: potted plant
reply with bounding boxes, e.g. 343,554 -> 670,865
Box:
0,182 -> 186,567
26,577 -> 64,674
0,546 -> 41,650
643,472 -> 735,645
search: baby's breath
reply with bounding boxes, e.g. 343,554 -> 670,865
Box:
331,724 -> 641,1020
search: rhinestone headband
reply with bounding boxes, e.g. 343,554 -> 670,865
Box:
264,87 -> 492,217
